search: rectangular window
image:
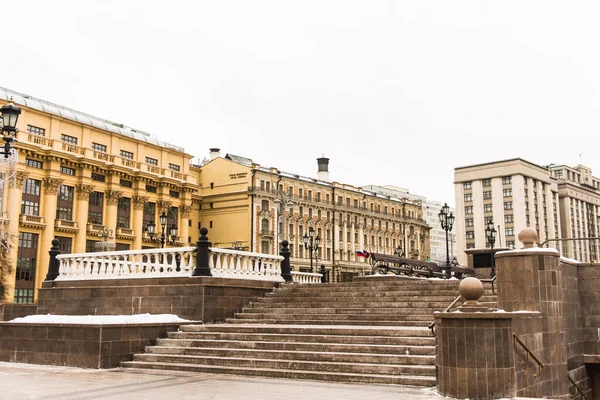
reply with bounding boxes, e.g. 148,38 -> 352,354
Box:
15,232 -> 38,303
484,204 -> 492,212
169,163 -> 181,172
466,231 -> 474,239
504,201 -> 513,210
27,125 -> 45,136
60,134 -> 78,144
466,244 -> 475,249
143,202 -> 155,231
463,182 -> 472,190
504,214 -> 514,223
145,157 -> 158,166
91,173 -> 105,182
55,236 -> 73,254
169,190 -> 180,198
117,197 -> 131,228
485,216 -> 493,225
26,159 -> 43,169
554,170 -> 563,179
482,179 -> 491,187
120,179 -> 133,188
505,227 -> 515,236
168,206 -> 179,230
56,185 -> 74,221
120,150 -> 134,160
483,191 -> 492,199
465,218 -> 474,227
503,189 -> 512,197
60,166 -> 76,176
502,176 -> 512,184
88,191 -> 104,224
465,206 -> 473,214
21,179 -> 41,216
146,185 -> 157,193
506,240 -> 515,249
92,142 -> 107,152
86,240 -> 99,253
464,193 -> 473,202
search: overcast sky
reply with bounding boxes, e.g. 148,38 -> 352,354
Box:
2,1 -> 599,206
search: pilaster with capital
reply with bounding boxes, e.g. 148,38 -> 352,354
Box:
132,195 -> 148,249
156,200 -> 172,214
15,171 -> 30,189
38,178 -> 64,291
179,204 -> 193,245
104,190 -> 122,237
74,184 -> 95,252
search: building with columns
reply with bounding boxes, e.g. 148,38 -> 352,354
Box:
1,87 -> 198,303
454,158 -> 561,266
0,85 -> 431,302
199,151 -> 430,282
548,164 -> 600,261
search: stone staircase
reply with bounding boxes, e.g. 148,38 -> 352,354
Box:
122,277 -> 497,386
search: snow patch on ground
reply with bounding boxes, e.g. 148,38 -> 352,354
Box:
9,313 -> 190,324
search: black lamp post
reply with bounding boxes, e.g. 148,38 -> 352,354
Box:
438,203 -> 455,279
0,98 -> 21,158
303,227 -> 321,273
394,245 -> 404,257
146,211 -> 178,248
485,220 -> 497,278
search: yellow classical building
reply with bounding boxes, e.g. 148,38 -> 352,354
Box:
0,87 -> 198,303
197,150 -> 430,282
0,87 -> 431,303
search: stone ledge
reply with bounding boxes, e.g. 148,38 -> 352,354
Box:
434,311 -> 540,319
0,321 -> 194,368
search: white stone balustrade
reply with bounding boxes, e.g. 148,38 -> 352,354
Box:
55,247 -> 196,280
208,248 -> 284,282
291,271 -> 323,284
55,246 -> 288,283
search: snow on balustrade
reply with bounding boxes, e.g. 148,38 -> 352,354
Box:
208,248 -> 284,282
55,247 -> 196,280
291,271 -> 323,284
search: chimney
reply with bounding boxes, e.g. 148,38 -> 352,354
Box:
209,148 -> 220,160
317,156 -> 330,181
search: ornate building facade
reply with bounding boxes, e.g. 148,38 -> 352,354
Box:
1,87 -> 197,303
199,151 -> 430,282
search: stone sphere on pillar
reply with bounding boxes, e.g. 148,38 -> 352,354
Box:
517,227 -> 538,249
459,277 -> 484,304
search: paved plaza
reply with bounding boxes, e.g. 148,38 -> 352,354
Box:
0,362 -> 447,400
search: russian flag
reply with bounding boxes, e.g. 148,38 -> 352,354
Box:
356,250 -> 370,258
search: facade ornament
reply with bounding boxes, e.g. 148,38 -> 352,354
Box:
76,184 -> 95,200
180,204 -> 193,218
105,190 -> 123,206
16,171 -> 30,189
132,195 -> 149,210
43,178 -> 64,195
156,200 -> 172,213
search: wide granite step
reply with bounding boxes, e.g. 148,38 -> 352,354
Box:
120,361 -> 437,386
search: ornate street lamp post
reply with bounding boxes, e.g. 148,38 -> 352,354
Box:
274,194 -> 294,244
94,227 -> 116,252
0,98 -> 21,158
303,227 -> 321,273
438,203 -> 455,279
485,220 -> 497,278
146,211 -> 178,248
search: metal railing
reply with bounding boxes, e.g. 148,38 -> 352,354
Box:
480,275 -> 497,295
567,374 -> 588,400
428,295 -> 463,336
513,333 -> 543,377
540,237 -> 600,263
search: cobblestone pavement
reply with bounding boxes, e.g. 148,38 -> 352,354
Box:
0,362 -> 447,400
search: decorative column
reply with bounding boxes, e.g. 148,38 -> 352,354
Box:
132,195 -> 147,250
4,172 -> 28,302
179,204 -> 193,245
36,177 -> 63,293
104,190 -> 122,235
74,184 -> 94,253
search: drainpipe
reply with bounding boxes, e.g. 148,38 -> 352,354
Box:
332,185 -> 336,282
250,168 -> 255,252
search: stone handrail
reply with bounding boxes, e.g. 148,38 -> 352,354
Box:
208,247 -> 284,282
55,247 -> 197,280
291,271 -> 323,284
